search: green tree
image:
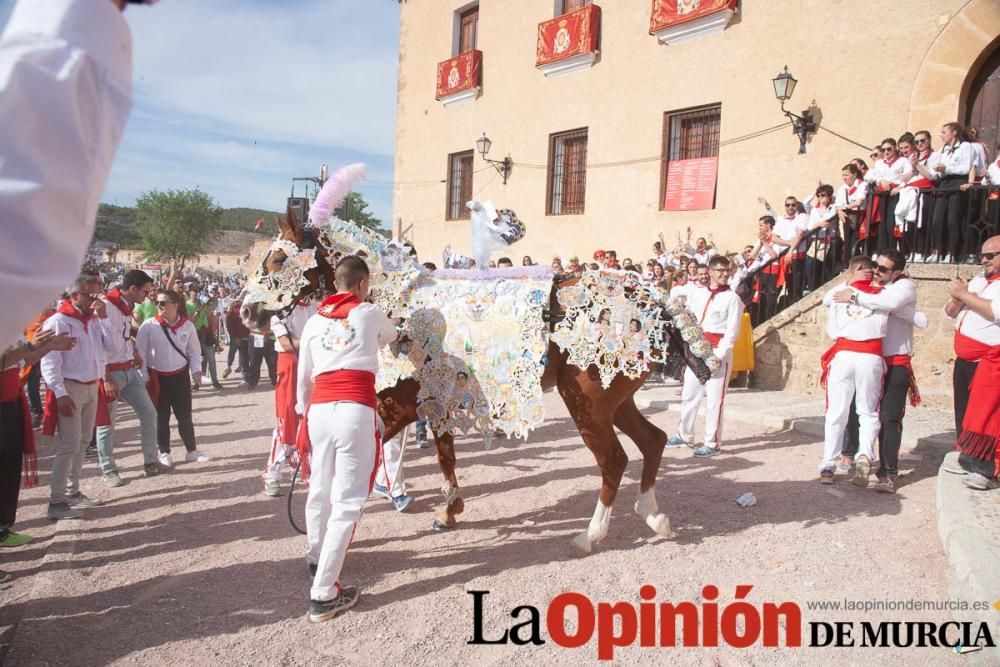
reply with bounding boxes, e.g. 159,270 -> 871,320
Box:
342,191 -> 388,237
136,188 -> 223,268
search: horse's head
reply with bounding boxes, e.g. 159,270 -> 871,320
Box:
240,205 -> 336,331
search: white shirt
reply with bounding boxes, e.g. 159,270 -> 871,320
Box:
669,282 -> 697,304
270,302 -> 318,342
950,275 -> 1000,346
685,286 -> 744,360
835,179 -> 868,209
865,156 -> 912,187
938,141 -> 974,178
808,205 -> 839,241
855,277 -> 918,356
40,308 -> 109,398
823,282 -> 888,342
136,318 -> 203,375
100,298 -> 135,366
685,242 -> 717,266
770,211 -> 809,254
970,142 -> 988,177
983,160 -> 1000,186
0,0 -> 133,350
296,302 -> 397,413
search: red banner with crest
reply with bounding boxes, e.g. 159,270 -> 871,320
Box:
536,4 -> 601,67
649,0 -> 737,32
435,49 -> 483,100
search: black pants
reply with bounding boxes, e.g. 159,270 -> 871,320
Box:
843,366 -> 907,476
26,364 -> 42,416
756,272 -> 779,324
156,371 -> 196,453
931,177 -> 967,260
0,399 -> 25,533
789,257 -> 806,302
953,358 -> 978,436
246,337 -> 277,388
227,337 -> 248,371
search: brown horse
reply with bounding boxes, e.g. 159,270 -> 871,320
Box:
246,209 -> 707,553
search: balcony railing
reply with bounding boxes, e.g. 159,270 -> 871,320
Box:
536,4 -> 600,78
649,0 -> 738,46
740,185 -> 1000,326
435,49 -> 482,107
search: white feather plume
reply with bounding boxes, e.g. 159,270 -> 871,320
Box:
308,163 -> 366,227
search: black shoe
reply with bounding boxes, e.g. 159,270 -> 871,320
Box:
192,384 -> 200,391
31,413 -> 42,429
85,445 -> 98,459
308,586 -> 359,623
212,383 -> 224,390
308,562 -> 317,578
0,569 -> 12,584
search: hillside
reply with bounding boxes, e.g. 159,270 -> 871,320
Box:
94,203 -> 279,249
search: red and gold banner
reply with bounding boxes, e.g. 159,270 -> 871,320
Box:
650,0 -> 737,32
435,49 -> 483,100
536,4 -> 601,67
663,157 -> 718,211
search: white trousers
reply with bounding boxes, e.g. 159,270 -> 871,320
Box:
821,351 -> 885,470
375,432 -> 406,497
678,353 -> 731,449
305,401 -> 378,602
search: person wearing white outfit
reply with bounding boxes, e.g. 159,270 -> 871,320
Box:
40,275 -> 110,520
0,0 -> 150,350
818,257 -> 889,486
296,256 -> 397,623
668,255 -> 744,457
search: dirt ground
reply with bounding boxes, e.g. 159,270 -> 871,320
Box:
0,363 -> 970,666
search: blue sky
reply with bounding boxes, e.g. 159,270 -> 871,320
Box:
0,0 -> 400,226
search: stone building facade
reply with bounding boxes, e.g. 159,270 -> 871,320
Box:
393,0 -> 1000,264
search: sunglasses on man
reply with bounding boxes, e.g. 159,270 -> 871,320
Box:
981,251 -> 1000,261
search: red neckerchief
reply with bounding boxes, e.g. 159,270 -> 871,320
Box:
919,149 -> 931,163
318,293 -> 362,319
699,284 -> 731,323
849,280 -> 882,295
155,314 -> 189,333
57,300 -> 93,332
105,287 -> 133,317
847,180 -> 859,196
883,154 -> 900,168
987,272 -> 1000,283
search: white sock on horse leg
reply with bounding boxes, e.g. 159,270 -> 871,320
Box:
634,488 -> 672,537
572,500 -> 612,554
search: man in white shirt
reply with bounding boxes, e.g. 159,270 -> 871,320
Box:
95,269 -> 161,486
818,257 -> 889,487
0,0 -> 153,350
747,215 -> 792,322
40,275 -> 110,520
667,255 -> 744,458
759,196 -> 809,301
944,235 -> 1000,490
296,256 -> 398,623
931,122 -> 976,261
833,251 -> 923,493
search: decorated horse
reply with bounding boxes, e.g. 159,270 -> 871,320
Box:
242,165 -> 718,553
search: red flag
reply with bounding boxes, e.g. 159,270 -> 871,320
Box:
254,218 -> 265,230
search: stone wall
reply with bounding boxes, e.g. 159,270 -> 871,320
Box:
751,264 -> 967,410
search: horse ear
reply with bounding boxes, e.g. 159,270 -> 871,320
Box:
275,214 -> 290,235
286,205 -> 302,233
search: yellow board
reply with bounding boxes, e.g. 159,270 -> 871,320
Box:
731,312 -> 755,376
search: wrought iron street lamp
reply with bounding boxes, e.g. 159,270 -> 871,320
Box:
476,132 -> 513,184
772,66 -> 816,154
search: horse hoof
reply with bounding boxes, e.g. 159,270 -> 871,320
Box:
432,518 -> 452,532
450,497 -> 465,516
572,533 -> 593,554
645,513 -> 673,538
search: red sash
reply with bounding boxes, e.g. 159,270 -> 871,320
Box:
41,380 -> 109,437
908,177 -> 934,190
952,336 -> 1000,477
145,366 -> 187,406
820,338 -> 883,389
1,368 -> 37,488
703,332 -> 723,347
884,354 -> 922,407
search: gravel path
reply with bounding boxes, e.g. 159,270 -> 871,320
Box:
0,366 -> 966,665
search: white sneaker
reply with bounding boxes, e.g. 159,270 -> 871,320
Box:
158,452 -> 174,469
185,450 -> 211,463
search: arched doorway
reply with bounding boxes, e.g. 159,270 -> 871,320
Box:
966,42 -> 1000,162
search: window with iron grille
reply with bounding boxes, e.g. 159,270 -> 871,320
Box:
660,105 -> 721,209
547,128 -> 588,215
562,0 -> 591,13
446,150 -> 474,220
458,6 -> 479,53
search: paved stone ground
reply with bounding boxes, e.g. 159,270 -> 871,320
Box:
0,363 -> 985,665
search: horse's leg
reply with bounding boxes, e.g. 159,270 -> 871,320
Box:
558,370 -> 630,554
614,395 -> 672,538
431,429 -> 464,530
